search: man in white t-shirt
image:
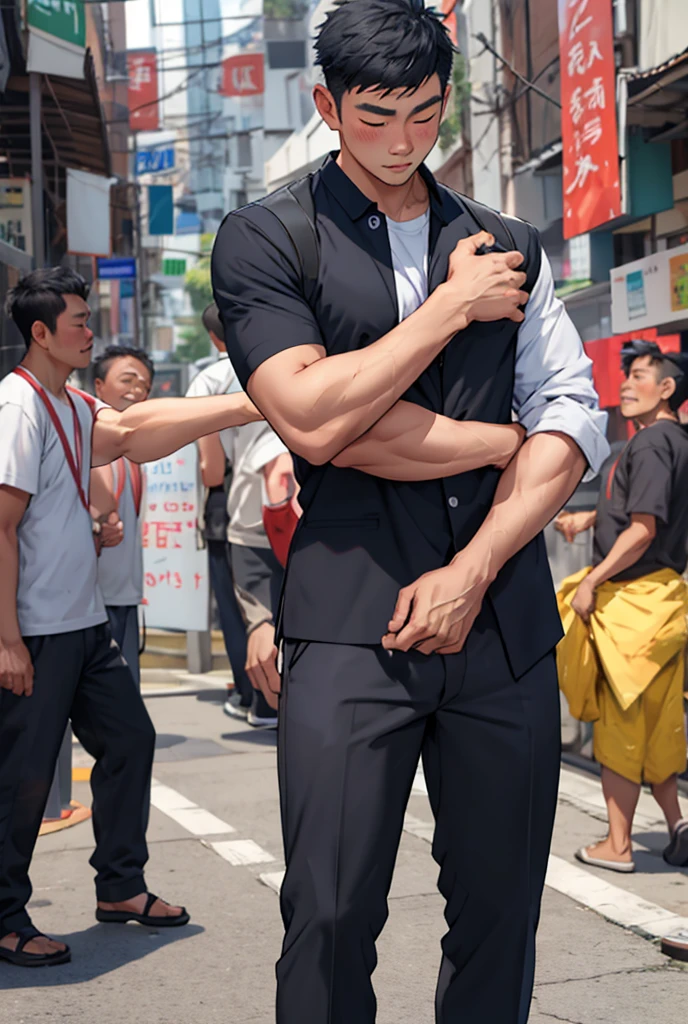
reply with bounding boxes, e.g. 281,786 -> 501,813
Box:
0,267 -> 260,968
91,345 -> 155,687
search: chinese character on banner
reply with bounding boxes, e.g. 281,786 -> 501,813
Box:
219,54 -> 265,98
128,49 -> 160,132
559,0 -> 621,239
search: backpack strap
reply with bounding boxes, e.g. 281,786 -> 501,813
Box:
458,193 -> 542,294
261,175 -> 320,299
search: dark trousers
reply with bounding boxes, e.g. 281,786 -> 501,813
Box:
207,539 -> 251,703
276,601 -> 560,1024
106,604 -> 140,687
230,543 -> 284,620
0,624 -> 156,937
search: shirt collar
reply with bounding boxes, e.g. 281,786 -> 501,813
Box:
319,151 -> 448,226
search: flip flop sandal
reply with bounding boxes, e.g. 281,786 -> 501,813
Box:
663,820 -> 688,868
0,926 -> 71,968
95,892 -> 190,928
575,846 -> 636,873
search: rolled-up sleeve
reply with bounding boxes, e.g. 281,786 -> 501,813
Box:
513,248 -> 610,478
212,206 -> 324,391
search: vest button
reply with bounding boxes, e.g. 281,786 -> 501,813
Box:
448,496 -> 459,509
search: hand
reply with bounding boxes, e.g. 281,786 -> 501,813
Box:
100,512 -> 124,549
571,576 -> 596,623
245,621 -> 280,710
493,423 -> 526,470
382,553 -> 492,656
442,231 -> 529,329
0,638 -> 34,696
554,511 -> 594,544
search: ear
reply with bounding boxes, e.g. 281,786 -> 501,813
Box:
660,375 -> 677,405
94,377 -> 104,399
313,84 -> 341,131
31,320 -> 49,350
441,83 -> 452,120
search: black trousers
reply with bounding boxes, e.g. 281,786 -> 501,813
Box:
276,601 -> 560,1024
106,604 -> 140,687
207,539 -> 252,703
0,624 -> 156,937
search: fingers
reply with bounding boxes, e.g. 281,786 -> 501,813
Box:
386,586 -> 414,636
23,665 -> 34,697
455,230 -> 495,256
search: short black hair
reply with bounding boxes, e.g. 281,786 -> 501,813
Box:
92,345 -> 155,386
621,339 -> 688,412
202,302 -> 224,342
6,266 -> 90,348
315,0 -> 454,112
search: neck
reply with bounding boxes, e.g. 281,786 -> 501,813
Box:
634,407 -> 678,429
337,145 -> 429,221
21,345 -> 72,398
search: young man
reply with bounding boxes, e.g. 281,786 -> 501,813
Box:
556,340 -> 688,872
186,303 -> 255,714
0,267 -> 259,968
212,3 -> 609,1020
91,345 -> 155,687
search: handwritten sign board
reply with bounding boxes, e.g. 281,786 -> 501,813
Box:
142,445 -> 209,632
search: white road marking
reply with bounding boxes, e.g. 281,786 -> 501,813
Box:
412,770 -> 427,796
150,781 -> 235,836
260,870 -> 286,894
545,855 -> 688,940
557,768 -> 688,830
211,839 -> 275,866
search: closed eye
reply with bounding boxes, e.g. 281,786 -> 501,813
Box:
361,119 -> 386,128
414,114 -> 436,124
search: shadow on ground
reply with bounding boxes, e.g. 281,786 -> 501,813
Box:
0,923 -> 204,988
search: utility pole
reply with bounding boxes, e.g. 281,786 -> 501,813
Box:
29,72 -> 45,268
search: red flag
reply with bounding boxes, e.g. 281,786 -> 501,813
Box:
128,50 -> 160,132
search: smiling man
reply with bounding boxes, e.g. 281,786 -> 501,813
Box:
212,2 -> 608,1021
556,340 -> 688,875
0,267 -> 260,968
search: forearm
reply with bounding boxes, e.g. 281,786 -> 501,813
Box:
458,432 -> 587,581
89,467 -> 118,521
94,393 -> 261,466
333,401 -> 518,480
0,527 -> 21,645
585,524 -> 653,588
254,286 -> 462,464
197,433 -> 226,489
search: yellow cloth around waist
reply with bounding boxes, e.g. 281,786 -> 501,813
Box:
556,567 -> 688,719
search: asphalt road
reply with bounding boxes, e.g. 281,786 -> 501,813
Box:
3,685 -> 687,1023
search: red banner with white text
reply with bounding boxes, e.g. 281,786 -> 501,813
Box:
558,0 -> 621,239
220,54 -> 265,98
128,49 -> 160,133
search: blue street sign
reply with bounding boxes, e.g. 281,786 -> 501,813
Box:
136,147 -> 175,175
97,257 -> 137,280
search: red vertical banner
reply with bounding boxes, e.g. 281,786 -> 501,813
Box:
128,49 -> 160,132
558,0 -> 621,239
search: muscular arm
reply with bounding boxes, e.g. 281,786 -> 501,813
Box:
197,433 -> 226,489
585,515 -> 655,588
91,392 -> 261,467
332,401 -> 524,479
0,485 -> 34,696
89,466 -> 118,520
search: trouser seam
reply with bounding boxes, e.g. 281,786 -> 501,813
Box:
328,699 -> 357,1024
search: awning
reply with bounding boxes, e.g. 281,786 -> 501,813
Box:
625,46 -> 688,142
0,49 -> 111,183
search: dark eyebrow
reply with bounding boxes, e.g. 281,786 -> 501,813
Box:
72,311 -> 90,321
355,95 -> 443,118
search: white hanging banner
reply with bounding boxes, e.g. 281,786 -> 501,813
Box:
142,445 -> 210,633
66,169 -> 116,257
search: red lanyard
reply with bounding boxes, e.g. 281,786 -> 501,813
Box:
13,367 -> 90,512
113,457 -> 143,517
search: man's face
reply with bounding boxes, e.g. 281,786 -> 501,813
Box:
324,74 -> 448,186
619,355 -> 675,420
95,355 -> 152,411
36,293 -> 94,370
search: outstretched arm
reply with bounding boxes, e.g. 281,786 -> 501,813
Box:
333,401 -> 524,478
91,392 -> 261,467
383,432 -> 586,654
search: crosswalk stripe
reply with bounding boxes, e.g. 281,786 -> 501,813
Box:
211,839 -> 275,866
150,781 -> 235,836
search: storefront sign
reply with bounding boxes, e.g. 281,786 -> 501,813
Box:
142,445 -> 209,632
26,0 -> 86,79
558,0 -> 621,239
128,49 -> 160,132
136,147 -> 175,175
97,257 -> 137,281
611,242 -> 688,334
0,179 -> 33,256
220,54 -> 265,97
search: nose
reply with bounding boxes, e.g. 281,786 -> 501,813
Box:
388,126 -> 413,157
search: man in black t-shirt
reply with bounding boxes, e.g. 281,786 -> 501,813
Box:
556,340 -> 688,872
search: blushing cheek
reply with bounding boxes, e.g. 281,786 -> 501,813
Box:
413,124 -> 437,145
351,124 -> 384,145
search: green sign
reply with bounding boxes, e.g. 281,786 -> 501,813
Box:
163,259 -> 187,277
27,1 -> 86,49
